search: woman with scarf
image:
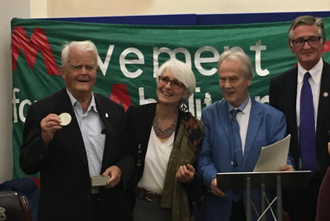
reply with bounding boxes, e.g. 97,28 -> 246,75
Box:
126,58 -> 205,221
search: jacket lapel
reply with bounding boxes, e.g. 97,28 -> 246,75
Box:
243,99 -> 262,169
286,68 -> 298,132
316,61 -> 330,137
94,95 -> 116,167
217,100 -> 232,145
58,88 -> 89,169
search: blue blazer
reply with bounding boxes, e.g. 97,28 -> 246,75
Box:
197,97 -> 293,221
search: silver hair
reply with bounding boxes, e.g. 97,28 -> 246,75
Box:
288,15 -> 326,44
217,50 -> 253,79
61,40 -> 99,66
156,58 -> 196,98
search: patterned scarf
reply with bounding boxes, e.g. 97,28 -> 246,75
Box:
160,112 -> 204,221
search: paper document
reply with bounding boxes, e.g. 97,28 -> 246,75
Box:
253,134 -> 291,172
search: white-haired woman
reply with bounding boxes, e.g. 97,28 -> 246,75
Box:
126,58 -> 205,221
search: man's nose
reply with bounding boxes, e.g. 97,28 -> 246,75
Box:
224,80 -> 231,88
302,40 -> 312,49
80,66 -> 88,74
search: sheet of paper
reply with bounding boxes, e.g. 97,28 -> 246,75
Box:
253,134 -> 291,172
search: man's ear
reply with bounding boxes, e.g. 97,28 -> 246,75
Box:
247,77 -> 252,87
321,38 -> 326,52
59,66 -> 66,80
288,40 -> 295,53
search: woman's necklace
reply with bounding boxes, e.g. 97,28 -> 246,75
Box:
153,112 -> 178,139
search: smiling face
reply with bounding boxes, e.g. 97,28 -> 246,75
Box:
219,59 -> 251,108
60,47 -> 98,99
156,70 -> 187,106
289,24 -> 325,70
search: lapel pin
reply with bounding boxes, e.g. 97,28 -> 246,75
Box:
105,113 -> 108,118
324,92 -> 329,98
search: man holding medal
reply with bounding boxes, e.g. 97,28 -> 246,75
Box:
20,40 -> 134,221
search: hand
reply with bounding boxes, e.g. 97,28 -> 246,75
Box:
40,114 -> 62,145
102,166 -> 122,188
277,164 -> 294,171
176,164 -> 195,183
210,178 -> 227,197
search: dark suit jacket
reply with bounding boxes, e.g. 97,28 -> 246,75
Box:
19,88 -> 134,221
269,60 -> 330,177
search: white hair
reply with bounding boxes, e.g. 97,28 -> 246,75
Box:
156,58 -> 196,98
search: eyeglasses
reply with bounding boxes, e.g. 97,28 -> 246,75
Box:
158,76 -> 183,89
291,36 -> 322,47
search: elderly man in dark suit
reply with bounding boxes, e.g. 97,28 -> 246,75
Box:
20,40 -> 134,221
269,15 -> 330,221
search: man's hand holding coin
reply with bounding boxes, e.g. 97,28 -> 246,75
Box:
40,113 -> 71,145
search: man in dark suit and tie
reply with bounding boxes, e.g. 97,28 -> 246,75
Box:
20,40 -> 134,221
269,15 -> 330,221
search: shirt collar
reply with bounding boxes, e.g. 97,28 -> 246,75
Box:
227,94 -> 250,113
298,59 -> 323,85
66,89 -> 98,113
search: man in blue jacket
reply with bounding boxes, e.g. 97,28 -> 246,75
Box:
198,50 -> 294,221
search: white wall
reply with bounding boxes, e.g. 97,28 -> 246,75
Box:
30,0 -> 47,18
0,0 -> 30,182
46,0 -> 330,17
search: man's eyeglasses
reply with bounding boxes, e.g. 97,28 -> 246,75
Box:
291,36 -> 322,47
158,76 -> 184,89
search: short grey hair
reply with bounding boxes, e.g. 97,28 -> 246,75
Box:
288,15 -> 326,43
61,40 -> 99,66
156,58 -> 196,98
217,50 -> 253,79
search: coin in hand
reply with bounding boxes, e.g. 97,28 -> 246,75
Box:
59,112 -> 72,126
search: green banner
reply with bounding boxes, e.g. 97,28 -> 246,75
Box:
11,17 -> 330,178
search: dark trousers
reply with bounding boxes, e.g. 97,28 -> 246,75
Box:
133,197 -> 171,221
230,197 -> 246,221
91,194 -> 105,221
284,175 -> 322,221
